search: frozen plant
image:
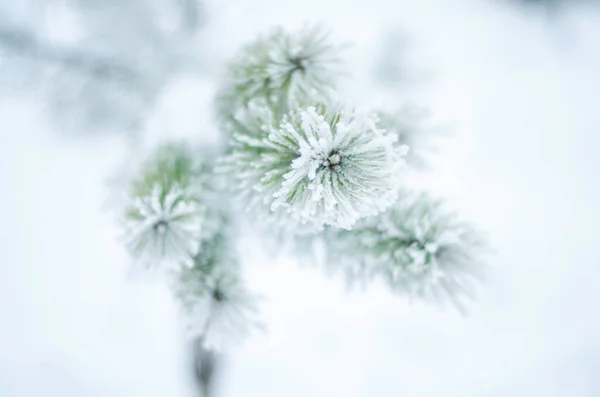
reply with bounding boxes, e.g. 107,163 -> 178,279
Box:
272,104 -> 408,229
322,193 -> 486,311
176,265 -> 262,351
123,184 -> 204,269
217,24 -> 344,121
223,102 -> 409,229
107,23 -> 487,397
120,144 -> 211,269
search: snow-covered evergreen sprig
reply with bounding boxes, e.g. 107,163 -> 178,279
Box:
223,102 -> 408,229
108,22 -> 490,368
324,193 -> 486,310
123,184 -> 203,269
121,143 -> 211,269
217,24 -> 343,121
175,249 -> 262,351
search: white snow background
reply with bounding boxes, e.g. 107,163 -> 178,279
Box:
1,0 -> 600,396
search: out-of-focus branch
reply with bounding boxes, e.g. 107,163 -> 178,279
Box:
179,0 -> 204,34
193,336 -> 219,397
0,26 -> 141,87
509,0 -> 599,10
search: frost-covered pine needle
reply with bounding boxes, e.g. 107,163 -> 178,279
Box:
217,24 -> 343,120
324,193 -> 486,310
120,143 -> 211,270
223,102 -> 408,229
123,184 -> 203,268
165,205 -> 263,351
176,267 -> 262,351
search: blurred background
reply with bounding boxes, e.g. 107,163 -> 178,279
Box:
1,0 -> 600,396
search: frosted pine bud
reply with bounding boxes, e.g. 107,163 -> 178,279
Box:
272,104 -> 408,229
120,144 -> 210,269
176,267 -> 262,351
217,25 -> 343,119
325,193 -> 486,310
223,102 -> 408,229
124,185 -> 203,268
